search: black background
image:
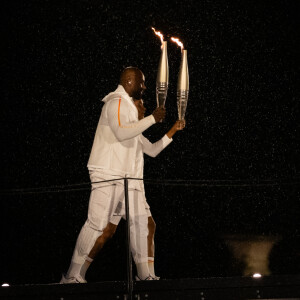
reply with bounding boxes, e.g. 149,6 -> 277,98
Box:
1,0 -> 299,284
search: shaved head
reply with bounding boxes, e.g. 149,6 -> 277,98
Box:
120,67 -> 140,85
120,67 -> 146,99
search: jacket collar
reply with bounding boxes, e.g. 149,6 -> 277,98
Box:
113,85 -> 137,112
101,85 -> 138,117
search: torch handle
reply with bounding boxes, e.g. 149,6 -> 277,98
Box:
156,82 -> 168,107
177,90 -> 189,121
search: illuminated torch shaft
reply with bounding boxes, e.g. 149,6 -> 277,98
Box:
156,41 -> 169,108
177,49 -> 189,120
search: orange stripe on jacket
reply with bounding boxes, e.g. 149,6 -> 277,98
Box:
118,98 -> 121,126
117,98 -> 138,129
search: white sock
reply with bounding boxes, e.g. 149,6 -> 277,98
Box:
148,257 -> 155,277
67,257 -> 94,279
67,222 -> 101,279
136,262 -> 150,280
67,262 -> 81,278
79,257 -> 94,279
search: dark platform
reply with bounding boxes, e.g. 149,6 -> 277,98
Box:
1,275 -> 300,300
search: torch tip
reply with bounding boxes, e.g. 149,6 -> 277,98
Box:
170,37 -> 184,52
152,27 -> 164,45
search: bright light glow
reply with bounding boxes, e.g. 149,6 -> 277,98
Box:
171,37 -> 184,52
151,27 -> 164,45
252,273 -> 262,278
2,283 -> 9,287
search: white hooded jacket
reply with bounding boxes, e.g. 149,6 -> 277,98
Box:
88,85 -> 172,189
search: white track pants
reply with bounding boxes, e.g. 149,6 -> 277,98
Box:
70,176 -> 148,266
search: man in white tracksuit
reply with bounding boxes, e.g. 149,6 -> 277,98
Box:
60,67 -> 167,283
98,98 -> 185,281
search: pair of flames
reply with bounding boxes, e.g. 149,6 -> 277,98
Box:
152,27 -> 184,51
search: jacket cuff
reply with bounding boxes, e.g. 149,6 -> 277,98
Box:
148,114 -> 156,124
162,134 -> 173,146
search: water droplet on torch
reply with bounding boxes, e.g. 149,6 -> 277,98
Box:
171,37 -> 184,52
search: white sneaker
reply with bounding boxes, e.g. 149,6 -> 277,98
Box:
135,275 -> 155,281
60,274 -> 87,284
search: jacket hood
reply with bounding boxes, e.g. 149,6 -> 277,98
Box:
102,85 -> 131,103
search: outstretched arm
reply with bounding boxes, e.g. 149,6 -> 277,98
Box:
142,120 -> 186,157
166,120 -> 186,139
141,135 -> 172,157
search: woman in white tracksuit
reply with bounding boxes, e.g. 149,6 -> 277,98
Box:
61,67 -> 167,283
108,98 -> 185,280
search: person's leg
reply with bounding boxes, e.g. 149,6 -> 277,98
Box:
65,221 -> 100,282
143,198 -> 159,279
72,212 -> 124,281
147,216 -> 155,257
147,216 -> 157,278
75,222 -> 117,278
77,213 -> 121,280
62,184 -> 120,283
88,221 -> 118,259
126,190 -> 151,280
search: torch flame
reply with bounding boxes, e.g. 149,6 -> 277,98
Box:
171,37 -> 184,52
152,27 -> 164,46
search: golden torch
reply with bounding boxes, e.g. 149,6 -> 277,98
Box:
152,27 -> 169,108
171,37 -> 189,121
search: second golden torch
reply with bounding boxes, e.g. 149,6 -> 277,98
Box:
177,49 -> 189,120
171,37 -> 189,121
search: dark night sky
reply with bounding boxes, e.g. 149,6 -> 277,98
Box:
1,0 -> 299,284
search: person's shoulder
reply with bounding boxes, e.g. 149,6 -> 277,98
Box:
102,87 -> 124,103
105,96 -> 122,106
105,96 -> 132,116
